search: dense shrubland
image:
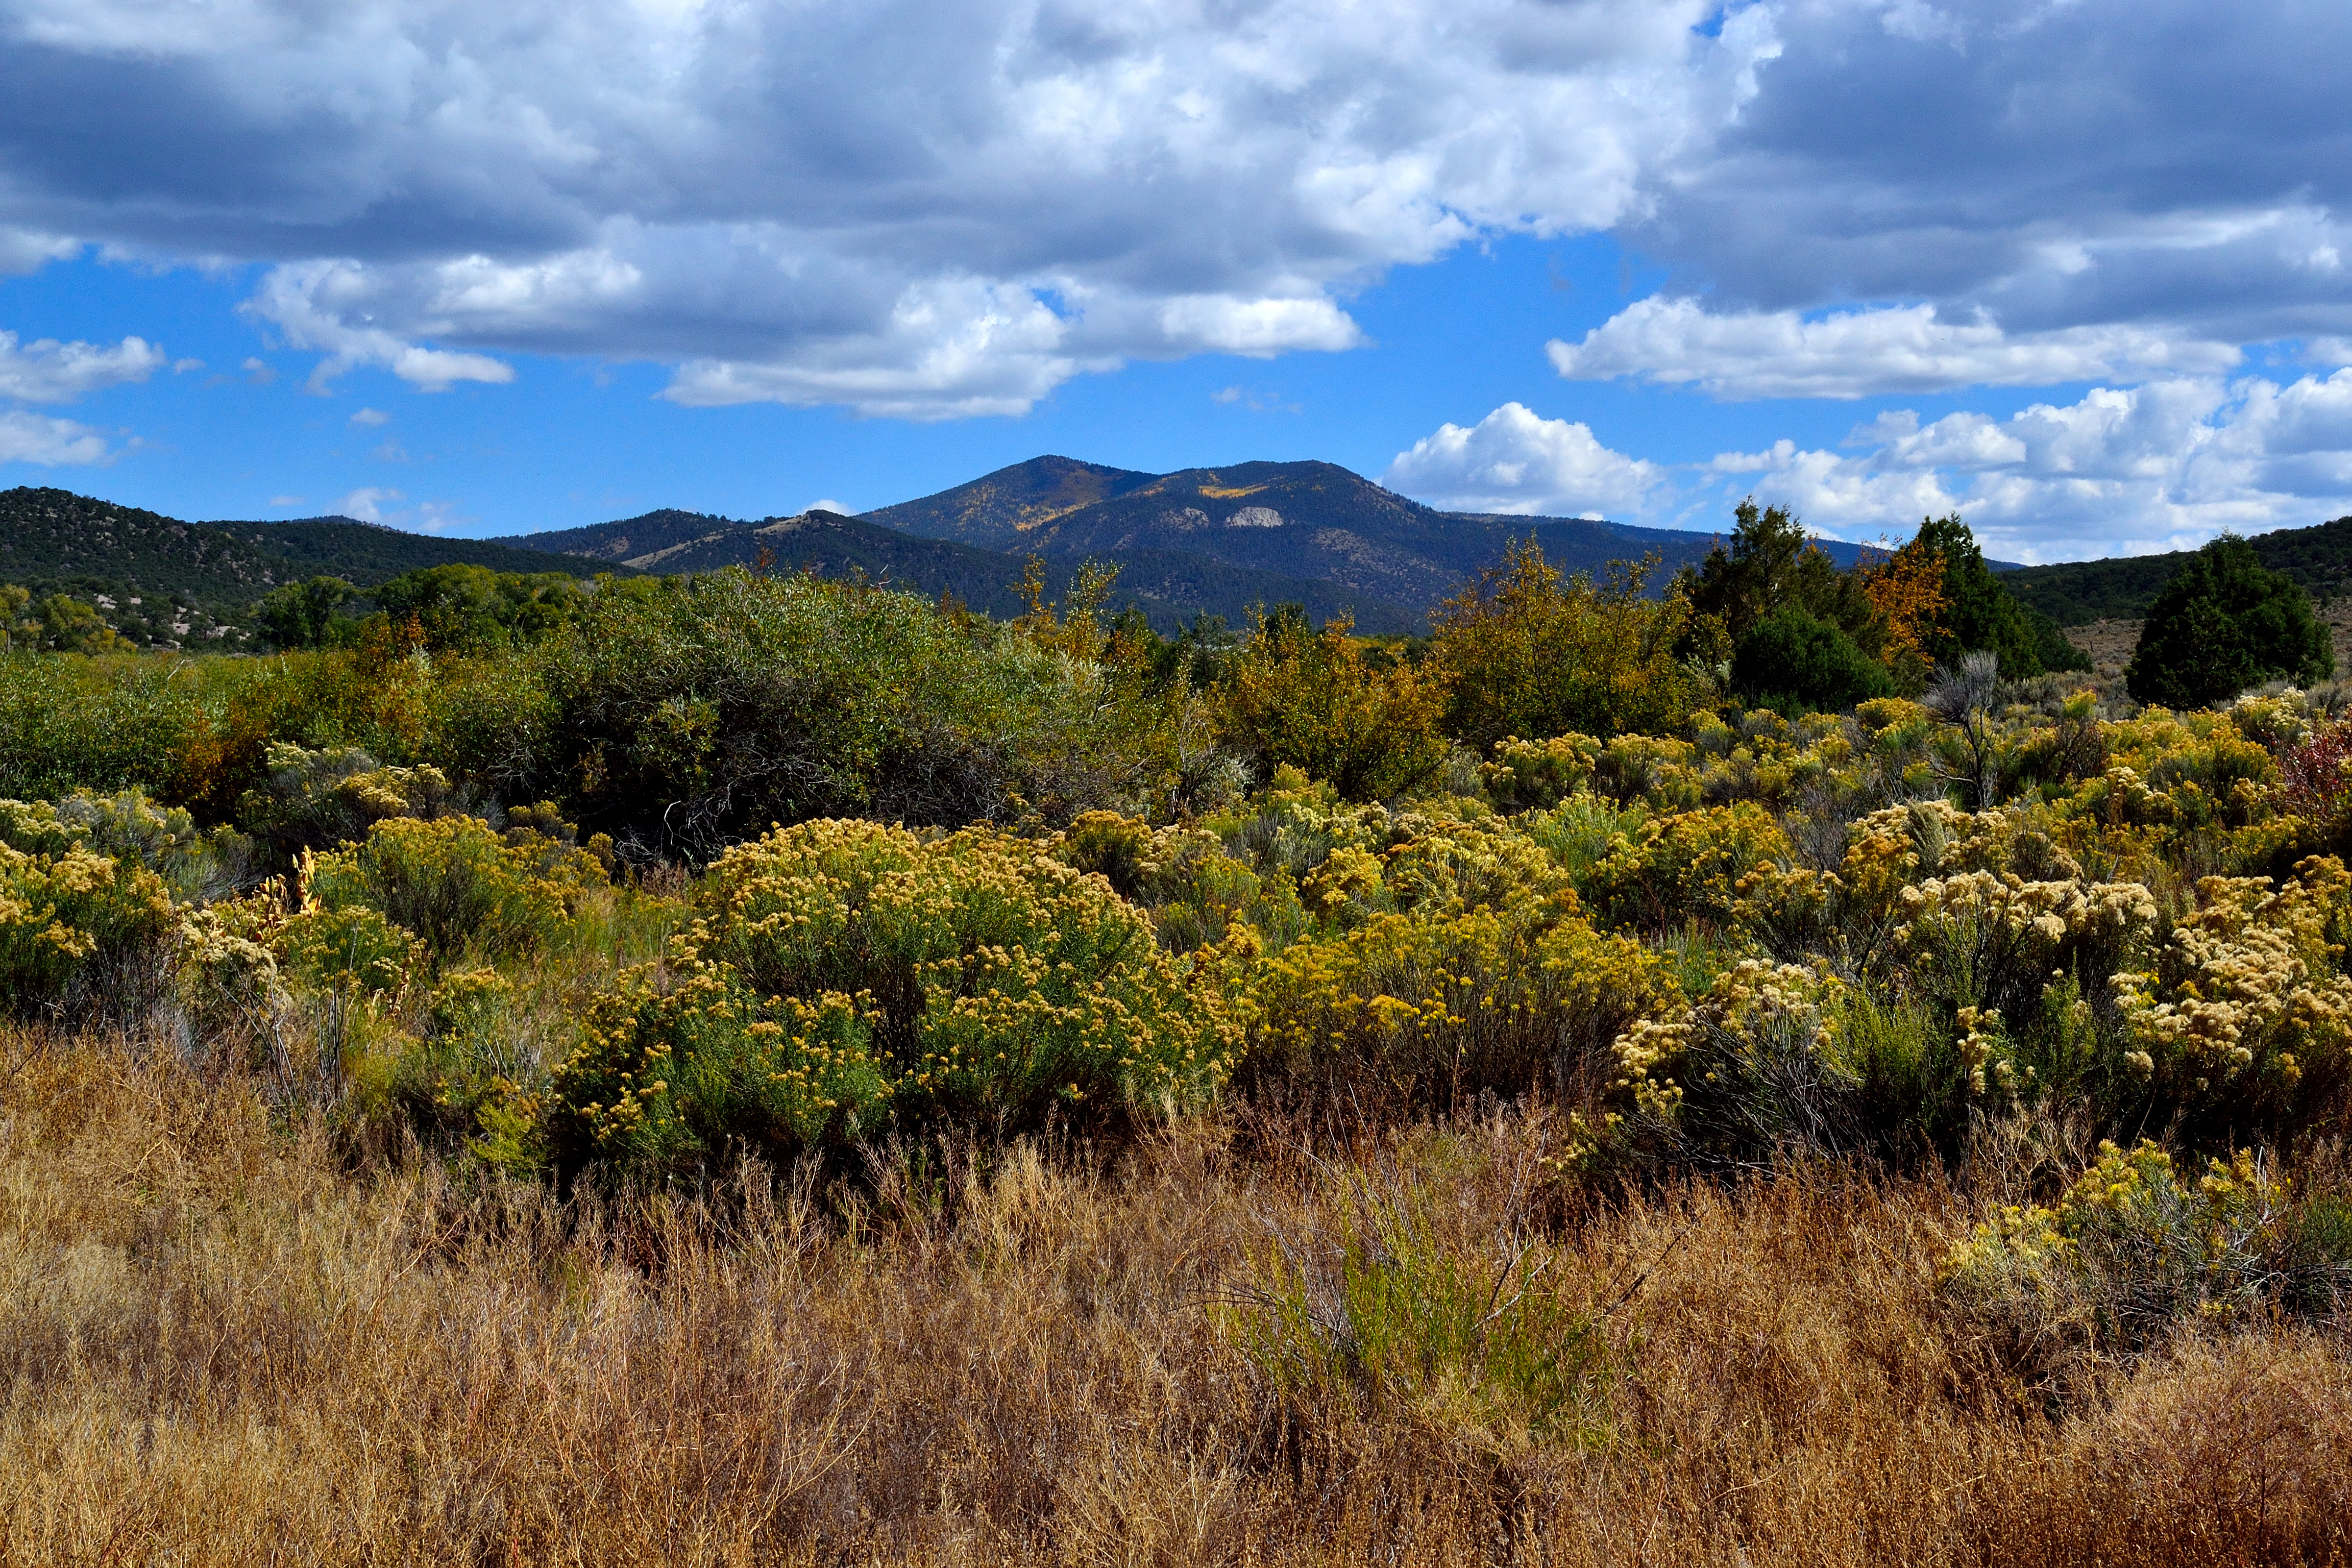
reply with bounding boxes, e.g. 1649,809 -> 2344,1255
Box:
4,505 -> 2350,1562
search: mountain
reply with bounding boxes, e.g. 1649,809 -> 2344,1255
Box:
2003,516 -> 2352,625
222,517 -> 625,584
868,456 -> 1872,612
497,506 -> 1425,634
0,486 -> 623,648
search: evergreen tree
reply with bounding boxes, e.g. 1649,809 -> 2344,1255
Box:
1914,514 -> 2089,677
2125,535 -> 2334,708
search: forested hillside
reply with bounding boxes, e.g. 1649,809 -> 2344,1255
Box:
2005,513 -> 2352,623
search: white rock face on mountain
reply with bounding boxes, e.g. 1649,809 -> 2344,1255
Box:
1159,506 -> 1212,529
1228,506 -> 1284,528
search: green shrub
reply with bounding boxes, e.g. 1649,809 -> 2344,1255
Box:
544,819 -> 1237,1178
1221,1172 -> 1610,1444
2126,535 -> 2333,708
304,815 -> 602,968
1730,605 -> 1895,714
530,569 -> 1173,858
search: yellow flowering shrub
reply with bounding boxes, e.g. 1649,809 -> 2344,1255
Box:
1248,899 -> 1675,1099
547,819 -> 1238,1177
0,826 -> 175,1016
1594,959 -> 1849,1166
1480,733 -> 1600,814
2112,856 -> 2352,1134
303,814 -> 603,966
1943,1140 -> 2312,1354
1585,801 -> 1791,933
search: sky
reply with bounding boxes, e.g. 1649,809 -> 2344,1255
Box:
2,0 -> 2350,565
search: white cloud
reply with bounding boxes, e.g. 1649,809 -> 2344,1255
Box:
805,498 -> 848,515
0,229 -> 77,277
1383,402 -> 1667,518
1706,373 -> 2352,561
336,486 -> 405,523
246,263 -> 513,394
0,409 -> 112,464
1548,298 -> 2243,400
0,331 -> 165,402
241,357 -> 277,385
349,407 -> 389,426
4,0 -> 2348,418
0,0 -> 1760,416
268,495 -> 304,507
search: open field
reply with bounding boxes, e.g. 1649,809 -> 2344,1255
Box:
2,1033 -> 2346,1567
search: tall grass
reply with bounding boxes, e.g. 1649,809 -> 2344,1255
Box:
1,1034 -> 2344,1566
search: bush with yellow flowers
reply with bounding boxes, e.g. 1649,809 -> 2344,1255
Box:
301,814 -> 604,968
543,819 -> 1239,1179
0,790 -> 185,1016
2111,856 -> 2352,1141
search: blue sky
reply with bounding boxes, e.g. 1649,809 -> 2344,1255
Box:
3,0 -> 2350,564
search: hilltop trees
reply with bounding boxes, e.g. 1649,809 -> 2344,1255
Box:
2126,534 -> 2334,707
1433,540 -> 1701,747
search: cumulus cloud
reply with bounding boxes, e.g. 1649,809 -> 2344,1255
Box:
1709,373 -> 2352,562
0,409 -> 112,464
350,407 -> 389,426
336,486 -> 405,523
1629,3 -> 2352,331
1382,402 -> 1667,518
0,0 -> 1760,415
246,263 -> 512,393
2,0 -> 2345,418
1548,299 -> 2244,400
0,330 -> 164,402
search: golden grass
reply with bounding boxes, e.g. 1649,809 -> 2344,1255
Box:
1,1034 -> 2346,1566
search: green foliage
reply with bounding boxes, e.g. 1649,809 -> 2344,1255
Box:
531,568 -> 1173,857
372,564 -> 588,652
1914,513 -> 2085,677
304,814 -> 603,968
544,819 -> 1237,1178
1730,605 -> 1896,714
1222,1173 -> 1610,1444
253,576 -> 360,650
1681,498 -> 1883,652
2126,535 -> 2334,707
1214,605 -> 1449,801
1433,541 -> 1704,750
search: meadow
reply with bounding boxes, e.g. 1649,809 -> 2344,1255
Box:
3,524 -> 2348,1564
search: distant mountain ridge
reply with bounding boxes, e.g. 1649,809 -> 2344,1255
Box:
2004,514 -> 2352,625
0,486 -> 624,647
493,505 -> 1426,633
865,456 -> 1871,616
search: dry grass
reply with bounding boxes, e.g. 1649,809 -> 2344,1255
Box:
1,1032 -> 2347,1566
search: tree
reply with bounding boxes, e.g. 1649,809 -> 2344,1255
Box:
32,593 -> 121,654
1217,605 -> 1449,800
373,565 -> 587,652
1680,499 -> 1883,652
2125,535 -> 2334,708
254,575 -> 359,650
1434,539 -> 1703,748
1913,514 -> 2089,677
1730,606 -> 1895,715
